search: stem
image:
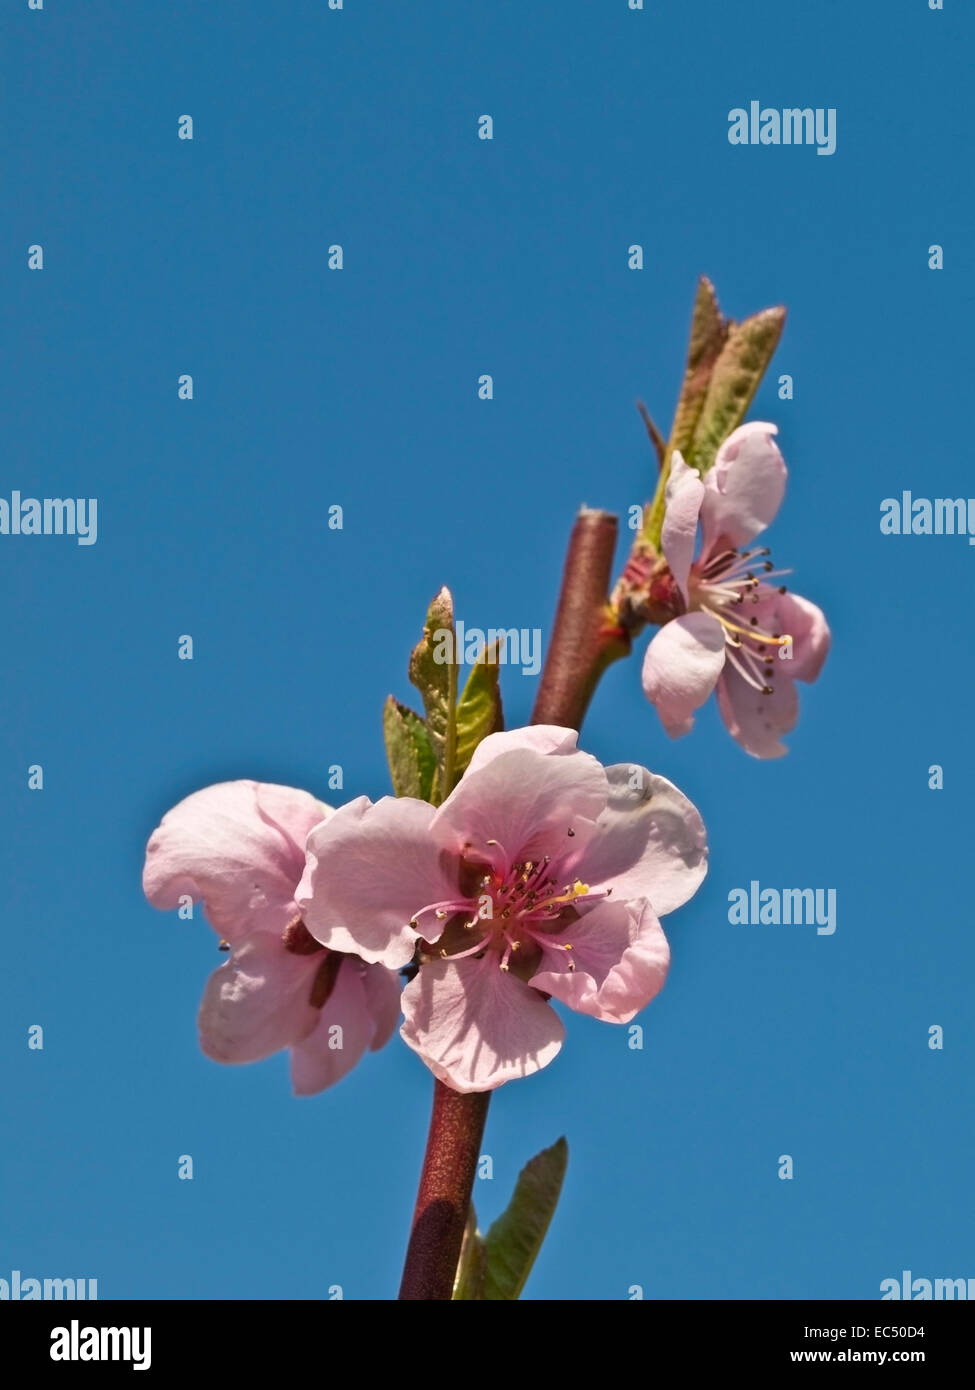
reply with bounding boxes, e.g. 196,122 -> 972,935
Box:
531,507 -> 630,732
398,1083 -> 490,1300
441,653 -> 458,801
397,506 -> 627,1301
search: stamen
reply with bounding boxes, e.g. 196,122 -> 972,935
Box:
725,645 -> 770,693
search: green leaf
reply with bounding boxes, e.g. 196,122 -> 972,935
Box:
642,277 -> 728,546
382,696 -> 437,801
408,587 -> 459,805
453,643 -> 504,785
668,275 -> 729,459
451,1204 -> 487,1301
480,1137 -> 569,1300
686,304 -> 785,475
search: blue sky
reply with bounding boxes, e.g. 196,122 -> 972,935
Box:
2,0 -> 971,1300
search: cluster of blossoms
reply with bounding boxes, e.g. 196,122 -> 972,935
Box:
144,728 -> 707,1095
142,421 -> 829,1099
636,423 -> 830,758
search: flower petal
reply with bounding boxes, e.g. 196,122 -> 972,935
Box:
198,932 -> 318,1065
361,961 -> 403,1053
700,422 -> 786,551
296,795 -> 452,969
289,960 -> 379,1096
143,781 -> 328,942
661,451 -> 705,601
463,725 -> 581,776
530,898 -> 670,1023
774,590 -> 831,683
641,612 -> 727,738
400,956 -> 565,1092
716,661 -> 799,759
432,744 -> 608,869
572,765 -> 707,915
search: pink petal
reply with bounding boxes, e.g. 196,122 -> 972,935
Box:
716,662 -> 799,759
571,764 -> 708,915
530,898 -> 670,1023
432,743 -> 608,870
198,932 -> 319,1065
143,781 -> 328,942
400,956 -> 565,1093
700,422 -> 786,552
641,612 -> 727,738
296,795 -> 453,969
361,961 -> 404,1053
774,591 -> 831,683
661,451 -> 705,601
464,725 -> 581,776
288,960 -> 380,1096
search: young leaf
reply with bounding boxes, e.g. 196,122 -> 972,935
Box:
408,587 -> 459,804
382,696 -> 437,801
479,1137 -> 569,1301
641,277 -> 728,546
686,304 -> 786,475
451,1204 -> 487,1301
453,642 -> 504,785
668,275 -> 728,459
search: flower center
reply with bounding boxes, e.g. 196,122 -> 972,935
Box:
411,841 -> 604,979
689,546 -> 793,697
282,914 -> 343,1009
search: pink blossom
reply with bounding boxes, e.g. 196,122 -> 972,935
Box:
641,423 -> 830,757
143,781 -> 400,1095
296,728 -> 707,1093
